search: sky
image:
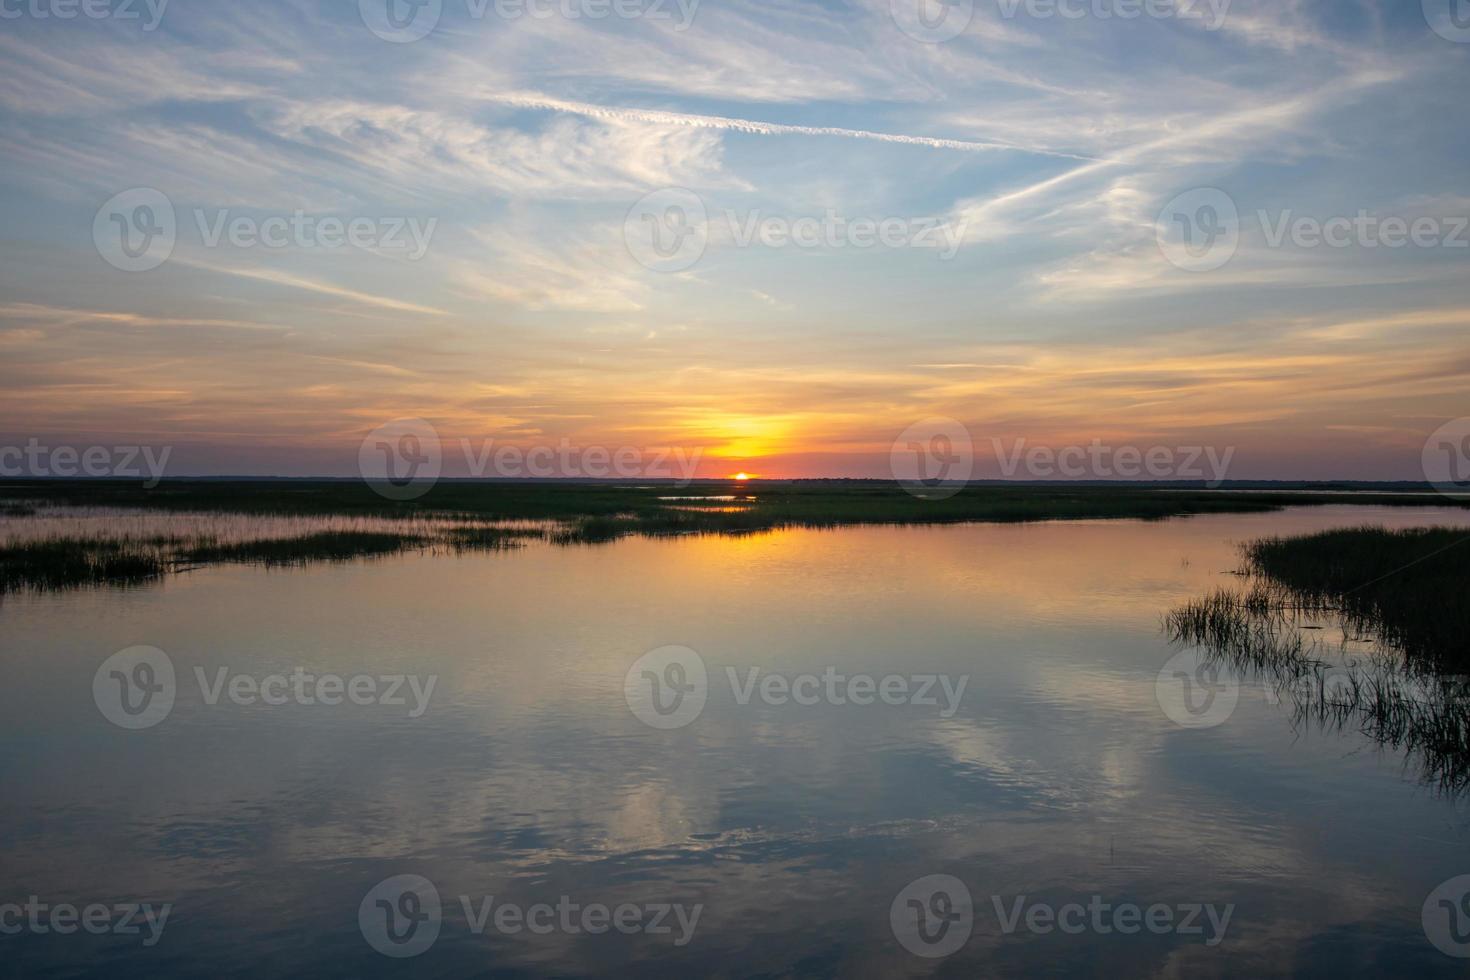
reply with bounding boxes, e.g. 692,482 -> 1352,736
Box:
0,0 -> 1467,481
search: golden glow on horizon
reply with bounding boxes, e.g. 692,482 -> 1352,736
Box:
2,300 -> 1465,479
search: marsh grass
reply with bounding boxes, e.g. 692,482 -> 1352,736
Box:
0,540 -> 164,592
1166,525 -> 1470,793
6,478 -> 1466,526
5,481 -> 1469,594
440,525 -> 547,552
1243,526 -> 1469,666
178,531 -> 421,566
0,513 -> 551,593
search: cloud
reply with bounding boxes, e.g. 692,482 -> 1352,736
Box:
482,91 -> 1097,160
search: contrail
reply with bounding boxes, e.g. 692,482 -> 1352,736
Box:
484,92 -> 1095,161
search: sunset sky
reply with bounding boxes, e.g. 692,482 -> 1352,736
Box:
1,0 -> 1467,479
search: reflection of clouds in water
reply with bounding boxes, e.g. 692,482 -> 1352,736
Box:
7,511 -> 1470,973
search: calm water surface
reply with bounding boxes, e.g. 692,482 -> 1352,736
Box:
3,505 -> 1470,977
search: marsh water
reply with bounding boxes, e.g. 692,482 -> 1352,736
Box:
4,505 -> 1470,978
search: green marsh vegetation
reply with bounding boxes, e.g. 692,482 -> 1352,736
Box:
0,499 -> 549,595
1167,527 -> 1470,792
2,478 -> 1468,594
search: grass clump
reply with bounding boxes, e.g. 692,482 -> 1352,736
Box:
440,525 -> 546,551
178,531 -> 419,567
0,540 -> 164,592
1243,526 -> 1469,666
1165,525 -> 1470,793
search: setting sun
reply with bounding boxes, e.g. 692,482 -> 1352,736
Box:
732,472 -> 754,481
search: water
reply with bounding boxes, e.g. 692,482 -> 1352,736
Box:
3,505 -> 1470,977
